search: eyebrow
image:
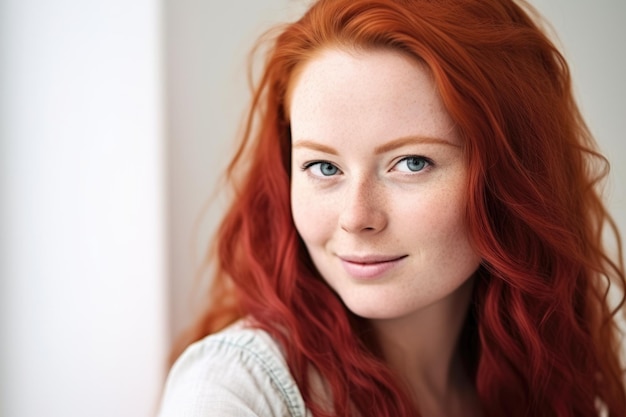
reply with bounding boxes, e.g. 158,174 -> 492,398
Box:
292,135 -> 460,155
292,140 -> 339,155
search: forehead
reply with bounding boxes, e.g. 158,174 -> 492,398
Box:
288,47 -> 460,147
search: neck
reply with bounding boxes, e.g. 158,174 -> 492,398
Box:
369,277 -> 477,415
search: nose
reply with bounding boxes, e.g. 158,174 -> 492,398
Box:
339,177 -> 388,234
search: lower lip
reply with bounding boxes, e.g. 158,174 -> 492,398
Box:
340,257 -> 406,280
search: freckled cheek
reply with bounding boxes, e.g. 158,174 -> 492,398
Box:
397,187 -> 469,243
291,186 -> 336,246
426,193 -> 477,264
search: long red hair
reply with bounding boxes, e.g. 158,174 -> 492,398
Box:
173,1 -> 626,415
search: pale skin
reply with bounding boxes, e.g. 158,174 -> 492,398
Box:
289,47 -> 482,416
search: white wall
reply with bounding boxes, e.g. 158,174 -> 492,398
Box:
0,1 -> 167,416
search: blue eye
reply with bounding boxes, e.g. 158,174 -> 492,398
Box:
396,156 -> 430,172
306,161 -> 340,177
319,162 -> 338,176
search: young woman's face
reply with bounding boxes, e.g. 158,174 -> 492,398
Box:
289,48 -> 480,321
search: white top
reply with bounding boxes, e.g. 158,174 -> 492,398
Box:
158,321 -> 312,417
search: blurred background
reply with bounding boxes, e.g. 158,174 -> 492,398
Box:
0,0 -> 623,416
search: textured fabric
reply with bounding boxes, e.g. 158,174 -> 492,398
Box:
158,321 -> 311,417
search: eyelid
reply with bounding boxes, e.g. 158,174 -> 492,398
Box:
301,160 -> 335,170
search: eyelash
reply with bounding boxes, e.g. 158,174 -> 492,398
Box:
301,155 -> 434,177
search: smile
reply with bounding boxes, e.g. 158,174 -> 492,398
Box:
338,255 -> 408,280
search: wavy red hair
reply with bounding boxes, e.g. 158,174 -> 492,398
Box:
173,1 -> 626,416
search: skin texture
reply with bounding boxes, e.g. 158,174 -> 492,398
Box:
289,47 -> 482,416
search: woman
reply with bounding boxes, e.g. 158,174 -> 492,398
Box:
159,0 -> 626,416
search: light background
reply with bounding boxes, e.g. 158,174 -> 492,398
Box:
0,1 -> 624,416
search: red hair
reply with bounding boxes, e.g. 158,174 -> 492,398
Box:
174,1 -> 626,416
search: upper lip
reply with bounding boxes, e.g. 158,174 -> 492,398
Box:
338,254 -> 408,264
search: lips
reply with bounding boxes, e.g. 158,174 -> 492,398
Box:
338,254 -> 407,279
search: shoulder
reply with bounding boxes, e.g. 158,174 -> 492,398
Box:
158,320 -> 309,417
